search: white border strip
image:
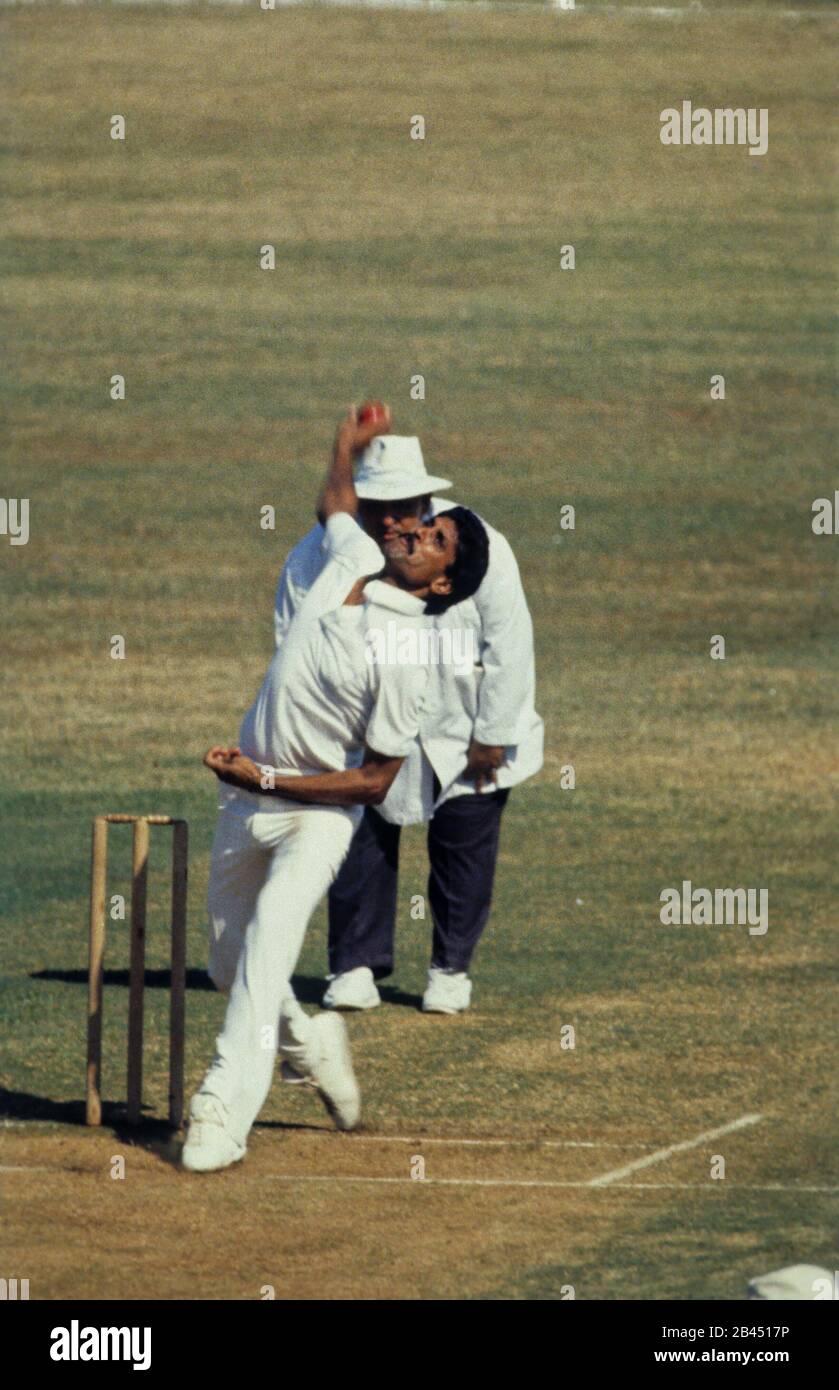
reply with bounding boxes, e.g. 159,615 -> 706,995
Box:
588,1113 -> 763,1187
0,0 -> 835,15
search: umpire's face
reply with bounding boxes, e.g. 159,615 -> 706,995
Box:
357,495 -> 432,548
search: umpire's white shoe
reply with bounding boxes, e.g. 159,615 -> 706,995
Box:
422,967 -> 472,1015
181,1094 -> 246,1173
281,1013 -> 361,1132
322,966 -> 381,1011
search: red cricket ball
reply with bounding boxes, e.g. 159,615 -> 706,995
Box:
357,400 -> 388,426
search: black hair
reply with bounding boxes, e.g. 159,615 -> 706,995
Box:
424,506 -> 490,615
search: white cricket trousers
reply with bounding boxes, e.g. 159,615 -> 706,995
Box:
199,791 -> 359,1147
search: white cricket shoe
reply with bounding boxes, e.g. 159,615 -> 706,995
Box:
282,1012 -> 361,1131
322,966 -> 381,1011
181,1094 -> 246,1173
422,967 -> 472,1015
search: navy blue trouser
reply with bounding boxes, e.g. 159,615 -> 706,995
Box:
327,789 -> 510,979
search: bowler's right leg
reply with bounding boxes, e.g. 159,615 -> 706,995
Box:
182,803 -> 359,1172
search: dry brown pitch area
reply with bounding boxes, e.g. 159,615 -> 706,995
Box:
3,1112 -> 836,1300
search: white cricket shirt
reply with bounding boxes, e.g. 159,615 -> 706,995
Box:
238,512 -> 429,786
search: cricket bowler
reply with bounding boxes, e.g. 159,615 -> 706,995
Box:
181,405 -> 490,1172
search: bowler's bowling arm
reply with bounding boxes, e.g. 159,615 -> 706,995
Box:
203,745 -> 404,807
317,418 -> 357,524
317,405 -> 391,523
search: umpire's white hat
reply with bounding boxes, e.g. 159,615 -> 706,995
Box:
354,436 -> 452,501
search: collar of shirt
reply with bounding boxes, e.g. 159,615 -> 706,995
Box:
363,578 -> 427,616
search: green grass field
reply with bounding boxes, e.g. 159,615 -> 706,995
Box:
1,1 -> 837,1300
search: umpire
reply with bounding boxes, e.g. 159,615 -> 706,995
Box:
274,429 -> 543,1013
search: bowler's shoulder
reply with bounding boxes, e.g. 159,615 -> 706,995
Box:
286,516 -> 377,579
322,511 -> 382,570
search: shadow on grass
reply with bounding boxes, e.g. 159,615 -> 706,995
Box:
30,967 -> 215,990
0,1087 -> 327,1148
0,1090 -> 180,1138
29,968 -> 422,1008
0,1089 -> 89,1126
378,984 -> 423,1009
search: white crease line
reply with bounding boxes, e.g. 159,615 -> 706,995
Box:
0,1122 -> 649,1149
340,1136 -> 655,1149
599,1183 -> 839,1193
258,1175 -> 838,1192
588,1113 -> 763,1187
0,1165 -> 835,1192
